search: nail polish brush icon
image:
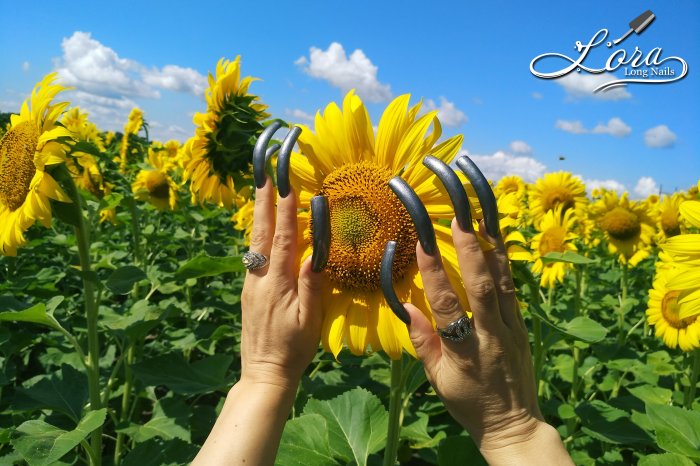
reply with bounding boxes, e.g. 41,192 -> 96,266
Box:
613,10 -> 656,45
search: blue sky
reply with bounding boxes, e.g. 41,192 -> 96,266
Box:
2,0 -> 698,196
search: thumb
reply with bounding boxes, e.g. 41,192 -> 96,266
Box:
404,303 -> 441,374
298,257 -> 323,329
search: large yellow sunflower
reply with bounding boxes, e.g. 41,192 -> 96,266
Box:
132,146 -> 178,210
590,190 -> 655,266
528,172 -> 587,224
530,206 -> 578,288
0,73 -> 73,256
289,91 -> 477,360
647,261 -> 700,352
183,57 -> 269,209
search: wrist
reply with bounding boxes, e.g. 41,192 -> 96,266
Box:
475,416 -> 573,466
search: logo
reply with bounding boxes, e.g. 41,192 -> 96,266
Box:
530,10 -> 688,93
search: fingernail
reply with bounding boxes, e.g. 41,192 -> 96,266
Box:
423,155 -> 473,232
380,241 -> 412,325
276,126 -> 302,198
456,156 -> 500,238
311,195 -> 330,273
388,177 -> 436,255
253,121 -> 283,188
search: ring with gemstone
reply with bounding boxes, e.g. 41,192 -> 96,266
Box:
242,251 -> 269,271
437,315 -> 473,342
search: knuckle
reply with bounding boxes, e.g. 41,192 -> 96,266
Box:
468,277 -> 497,299
459,237 -> 484,255
271,232 -> 295,249
249,229 -> 270,247
430,290 -> 462,314
496,277 -> 516,295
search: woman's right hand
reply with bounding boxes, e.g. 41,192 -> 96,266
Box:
403,218 -> 573,465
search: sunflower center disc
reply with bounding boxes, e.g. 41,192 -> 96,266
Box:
146,171 -> 170,200
661,290 -> 695,329
0,121 -> 39,212
315,161 -> 417,291
660,209 -> 681,237
543,187 -> 575,212
600,207 -> 641,241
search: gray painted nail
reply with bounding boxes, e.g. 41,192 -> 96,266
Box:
456,156 -> 500,238
380,241 -> 411,325
311,195 -> 330,273
276,126 -> 302,198
388,177 -> 436,255
423,155 -> 473,231
253,121 -> 283,188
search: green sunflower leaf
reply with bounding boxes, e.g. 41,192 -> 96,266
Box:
106,266 -> 147,295
646,404 -> 700,460
173,254 -> 245,280
0,297 -> 65,333
276,414 -> 340,466
541,251 -> 598,265
303,387 -> 388,466
12,408 -> 106,466
638,453 -> 696,466
131,353 -> 235,395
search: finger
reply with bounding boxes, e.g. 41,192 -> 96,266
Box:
380,241 -> 412,325
311,195 -> 330,273
478,221 -> 519,329
277,126 -> 302,198
247,177 -> 276,278
388,177 -> 436,255
404,303 -> 442,376
269,187 -> 298,279
253,121 -> 283,188
422,156 -> 472,231
415,242 -> 469,334
456,156 -> 499,238
297,257 -> 323,331
451,217 -> 504,335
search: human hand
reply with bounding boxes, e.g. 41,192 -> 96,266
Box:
384,156 -> 571,464
240,125 -> 325,391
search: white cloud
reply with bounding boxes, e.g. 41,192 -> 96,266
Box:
633,176 -> 659,198
584,178 -> 626,194
556,117 -> 631,137
142,65 -> 206,96
531,91 -> 543,100
644,125 -> 676,148
423,97 -> 467,127
296,42 -> 391,102
460,150 -> 546,183
555,119 -> 587,134
285,108 -> 315,124
554,73 -> 631,101
591,117 -> 631,137
22,61 -> 30,72
50,31 -> 206,137
509,140 -> 532,155
149,121 -> 190,142
55,31 -> 158,98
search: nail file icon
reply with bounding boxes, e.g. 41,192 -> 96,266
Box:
613,10 -> 656,45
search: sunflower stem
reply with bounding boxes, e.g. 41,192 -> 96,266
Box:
570,268 -> 583,404
61,167 -> 103,466
684,349 -> 700,409
114,343 -> 135,464
617,263 -> 628,345
384,356 -> 405,466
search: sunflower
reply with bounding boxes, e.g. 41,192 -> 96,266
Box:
119,108 -> 144,172
61,108 -> 109,198
290,91 -> 480,360
0,73 -> 73,256
232,198 -> 254,245
528,172 -> 587,224
530,206 -> 578,288
183,57 -> 269,209
646,262 -> 700,351
497,192 -> 531,261
494,175 -> 526,200
659,200 -> 700,321
656,193 -> 684,240
590,190 -> 655,266
132,146 -> 178,210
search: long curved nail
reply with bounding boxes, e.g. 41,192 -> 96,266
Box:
456,156 -> 500,238
423,155 -> 473,232
381,241 -> 411,325
389,177 -> 436,255
276,126 -> 302,198
253,121 -> 283,188
311,195 -> 330,273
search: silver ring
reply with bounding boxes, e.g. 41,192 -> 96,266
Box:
437,315 -> 472,342
242,251 -> 268,271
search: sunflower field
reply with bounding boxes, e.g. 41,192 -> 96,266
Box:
0,59 -> 698,466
